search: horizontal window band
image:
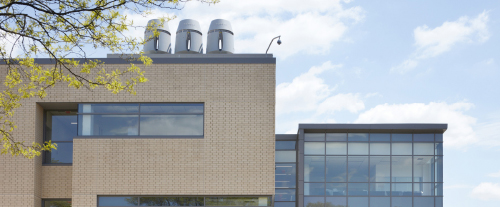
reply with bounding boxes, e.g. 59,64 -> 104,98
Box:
74,136 -> 204,139
42,163 -> 72,166
76,113 -> 204,115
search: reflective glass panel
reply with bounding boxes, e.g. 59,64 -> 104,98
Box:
98,197 -> 139,206
305,133 -> 325,141
139,115 -> 203,136
414,197 -> 434,207
435,197 -> 443,207
276,151 -> 296,163
413,183 -> 434,196
140,104 -> 203,113
414,156 -> 434,182
348,183 -> 368,196
326,156 -> 347,182
305,156 -> 325,182
79,104 -> 139,113
391,197 -> 411,207
392,134 -> 412,142
305,183 -> 324,196
46,112 -> 77,141
275,164 -> 296,188
47,142 -> 73,164
391,143 -> 412,155
348,143 -> 368,155
392,156 -> 412,182
326,183 -> 346,196
326,133 -> 347,141
276,141 -> 296,150
326,197 -> 346,207
304,197 -> 323,207
391,183 -> 412,196
370,197 -> 390,207
326,143 -> 346,155
370,143 -> 390,155
435,134 -> 443,142
435,183 -> 443,196
435,143 -> 443,155
370,156 -> 390,182
78,115 -> 139,136
348,133 -> 368,141
347,197 -> 368,207
348,156 -> 369,182
139,197 -> 204,206
369,183 -> 390,196
414,134 -> 434,142
305,142 -> 325,155
275,189 -> 296,202
435,156 -> 443,182
44,200 -> 72,207
274,202 -> 295,207
414,143 -> 434,155
370,133 -> 390,142
205,197 -> 271,206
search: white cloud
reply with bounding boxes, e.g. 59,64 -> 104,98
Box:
488,170 -> 500,178
470,183 -> 500,201
123,0 -> 364,58
354,102 -> 477,148
392,11 -> 489,73
445,184 -> 474,190
476,121 -> 500,147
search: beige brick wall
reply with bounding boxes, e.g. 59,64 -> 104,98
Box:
0,63 -> 275,207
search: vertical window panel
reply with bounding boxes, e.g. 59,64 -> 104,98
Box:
370,133 -> 390,142
391,143 -> 412,155
47,143 -> 73,164
275,164 -> 296,188
78,115 -> 139,136
414,143 -> 434,155
391,197 -> 412,207
348,183 -> 369,196
348,143 -> 368,155
435,143 -> 443,155
275,189 -> 296,202
326,197 -> 346,207
413,183 -> 434,196
274,202 -> 295,207
392,134 -> 412,142
276,151 -> 296,163
348,156 -> 369,182
348,133 -> 369,141
435,134 -> 443,142
370,156 -> 390,182
414,197 -> 434,207
326,183 -> 346,196
276,141 -> 296,150
98,197 -> 138,206
370,197 -> 390,207
391,183 -> 412,196
413,156 -> 434,182
370,183 -> 390,196
305,156 -> 325,182
140,115 -> 203,136
435,183 -> 443,196
370,143 -> 390,155
304,197 -> 323,207
305,133 -> 325,141
347,197 -> 368,207
414,134 -> 434,142
326,142 -> 346,155
435,197 -> 443,207
46,113 -> 77,141
326,133 -> 347,141
304,183 -> 325,196
326,156 -> 347,182
305,142 -> 325,155
435,156 -> 443,182
392,156 -> 412,182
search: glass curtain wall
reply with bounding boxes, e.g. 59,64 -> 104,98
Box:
276,141 -> 297,207
303,133 -> 443,207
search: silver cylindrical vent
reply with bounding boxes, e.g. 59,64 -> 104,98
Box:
143,19 -> 172,54
175,19 -> 203,54
207,19 -> 234,54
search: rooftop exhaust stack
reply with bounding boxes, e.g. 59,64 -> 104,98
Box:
207,19 -> 234,54
175,19 -> 203,54
143,19 -> 171,54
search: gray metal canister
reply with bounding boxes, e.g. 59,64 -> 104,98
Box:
175,19 -> 203,54
206,19 -> 234,54
143,19 -> 171,54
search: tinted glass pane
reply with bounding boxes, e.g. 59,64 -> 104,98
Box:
348,156 -> 369,182
305,183 -> 324,195
370,143 -> 390,155
370,197 -> 390,207
370,133 -> 390,142
276,151 -> 296,163
46,113 -> 77,141
44,200 -> 72,207
276,164 -> 296,188
79,104 -> 139,113
348,183 -> 368,196
414,143 -> 434,155
414,156 -> 434,182
347,197 -> 368,207
435,134 -> 443,142
414,197 -> 434,207
305,156 -> 325,182
435,156 -> 443,182
326,142 -> 346,155
435,183 -> 443,196
276,141 -> 296,150
414,134 -> 434,142
139,197 -> 204,206
78,115 -> 138,136
305,133 -> 325,141
326,156 -> 347,182
392,156 -> 412,182
435,143 -> 443,155
391,183 -> 412,196
370,156 -> 390,182
348,133 -> 368,141
391,197 -> 411,207
205,197 -> 271,206
304,197 -> 323,207
326,183 -> 346,196
140,104 -> 203,113
326,197 -> 346,207
305,142 -> 325,155
392,134 -> 412,142
326,133 -> 346,141
348,143 -> 368,155
370,183 -> 390,196
274,202 -> 295,207
391,143 -> 412,155
275,189 -> 296,202
413,183 -> 434,196
140,115 -> 203,136
98,197 -> 138,206
435,197 -> 443,207
47,142 -> 73,164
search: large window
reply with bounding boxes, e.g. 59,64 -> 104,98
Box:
77,103 -> 204,136
97,196 -> 272,206
275,140 -> 297,207
44,111 -> 77,164
43,199 -> 71,207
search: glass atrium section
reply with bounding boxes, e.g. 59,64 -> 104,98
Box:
303,133 -> 443,207
275,140 -> 297,207
44,111 -> 77,164
77,103 -> 204,136
97,197 -> 271,206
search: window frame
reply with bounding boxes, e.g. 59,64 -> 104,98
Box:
43,110 -> 77,166
42,199 -> 72,207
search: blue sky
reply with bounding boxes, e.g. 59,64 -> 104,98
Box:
23,0 -> 498,206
